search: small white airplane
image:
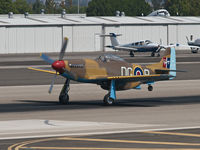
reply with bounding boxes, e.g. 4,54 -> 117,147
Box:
148,9 -> 170,17
103,33 -> 166,57
176,35 -> 200,53
186,36 -> 200,53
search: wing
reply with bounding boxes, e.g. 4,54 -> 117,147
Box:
176,44 -> 199,49
107,74 -> 173,83
28,67 -> 59,75
106,45 -> 138,51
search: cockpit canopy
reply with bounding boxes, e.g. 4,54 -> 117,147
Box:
134,40 -> 152,46
97,54 -> 125,62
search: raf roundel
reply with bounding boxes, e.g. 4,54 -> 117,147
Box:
134,66 -> 144,76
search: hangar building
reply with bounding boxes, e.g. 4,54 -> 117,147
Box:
0,14 -> 200,54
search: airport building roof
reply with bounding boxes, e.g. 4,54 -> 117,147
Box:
1,14 -> 200,26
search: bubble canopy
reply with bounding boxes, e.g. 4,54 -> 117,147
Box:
97,54 -> 125,62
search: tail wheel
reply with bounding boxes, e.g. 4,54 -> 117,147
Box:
59,94 -> 69,105
103,93 -> 114,105
148,85 -> 153,91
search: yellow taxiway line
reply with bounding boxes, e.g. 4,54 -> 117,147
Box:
143,131 -> 200,137
8,131 -> 200,150
20,147 -> 200,150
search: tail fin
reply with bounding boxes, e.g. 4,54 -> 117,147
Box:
109,33 -> 120,46
149,47 -> 176,79
160,47 -> 176,79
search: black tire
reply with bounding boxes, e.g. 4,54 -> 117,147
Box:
103,94 -> 114,105
151,52 -> 155,57
59,94 -> 69,105
148,85 -> 153,91
130,51 -> 134,57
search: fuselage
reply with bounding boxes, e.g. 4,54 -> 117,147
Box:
61,58 -> 162,91
120,42 -> 160,52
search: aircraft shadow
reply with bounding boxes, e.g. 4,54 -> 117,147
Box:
0,95 -> 200,113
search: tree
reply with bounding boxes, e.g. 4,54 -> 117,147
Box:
151,0 -> 162,10
0,0 -> 14,14
86,0 -> 152,16
13,0 -> 32,14
45,0 -> 56,14
33,0 -> 45,14
164,0 -> 200,16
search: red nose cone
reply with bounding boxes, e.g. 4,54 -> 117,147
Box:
52,60 -> 65,72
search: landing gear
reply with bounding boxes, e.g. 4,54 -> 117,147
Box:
148,85 -> 153,91
103,93 -> 114,105
59,78 -> 70,105
191,48 -> 198,53
130,51 -> 134,57
157,53 -> 160,57
151,52 -> 155,57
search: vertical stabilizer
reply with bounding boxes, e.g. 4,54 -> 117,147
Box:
109,33 -> 120,46
160,47 -> 176,79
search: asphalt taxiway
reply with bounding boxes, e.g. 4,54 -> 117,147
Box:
0,50 -> 200,150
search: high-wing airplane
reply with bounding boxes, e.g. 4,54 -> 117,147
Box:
29,37 -> 177,105
103,33 -> 165,57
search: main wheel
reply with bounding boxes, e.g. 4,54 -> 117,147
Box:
151,52 -> 155,57
103,93 -> 114,105
59,94 -> 69,105
148,85 -> 153,91
130,51 -> 134,57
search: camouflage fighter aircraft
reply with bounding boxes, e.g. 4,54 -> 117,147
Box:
28,37 -> 177,105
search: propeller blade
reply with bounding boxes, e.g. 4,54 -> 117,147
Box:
48,73 -> 57,94
40,53 -> 55,65
59,37 -> 68,60
186,36 -> 189,42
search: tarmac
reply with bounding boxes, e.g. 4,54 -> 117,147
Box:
0,50 -> 200,150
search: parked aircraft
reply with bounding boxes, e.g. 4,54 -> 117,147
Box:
148,9 -> 170,17
29,37 -> 177,105
186,36 -> 200,53
104,33 -> 165,57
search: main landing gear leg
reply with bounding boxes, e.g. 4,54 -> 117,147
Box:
59,78 -> 70,105
103,80 -> 116,105
130,51 -> 134,57
151,52 -> 155,57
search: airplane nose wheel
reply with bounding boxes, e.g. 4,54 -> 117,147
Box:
103,93 -> 114,105
148,85 -> 153,91
59,79 -> 70,105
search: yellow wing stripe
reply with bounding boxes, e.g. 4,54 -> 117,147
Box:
107,74 -> 161,79
28,67 -> 59,75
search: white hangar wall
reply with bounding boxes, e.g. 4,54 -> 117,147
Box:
63,25 -> 102,52
0,26 -> 62,54
1,15 -> 200,54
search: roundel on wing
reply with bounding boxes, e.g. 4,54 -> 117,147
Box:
134,67 -> 143,76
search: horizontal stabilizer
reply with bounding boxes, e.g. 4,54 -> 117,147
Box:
155,69 -> 186,74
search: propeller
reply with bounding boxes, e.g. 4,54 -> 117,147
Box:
59,37 -> 68,60
40,37 -> 69,94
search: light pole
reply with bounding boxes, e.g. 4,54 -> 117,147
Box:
78,0 -> 80,14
